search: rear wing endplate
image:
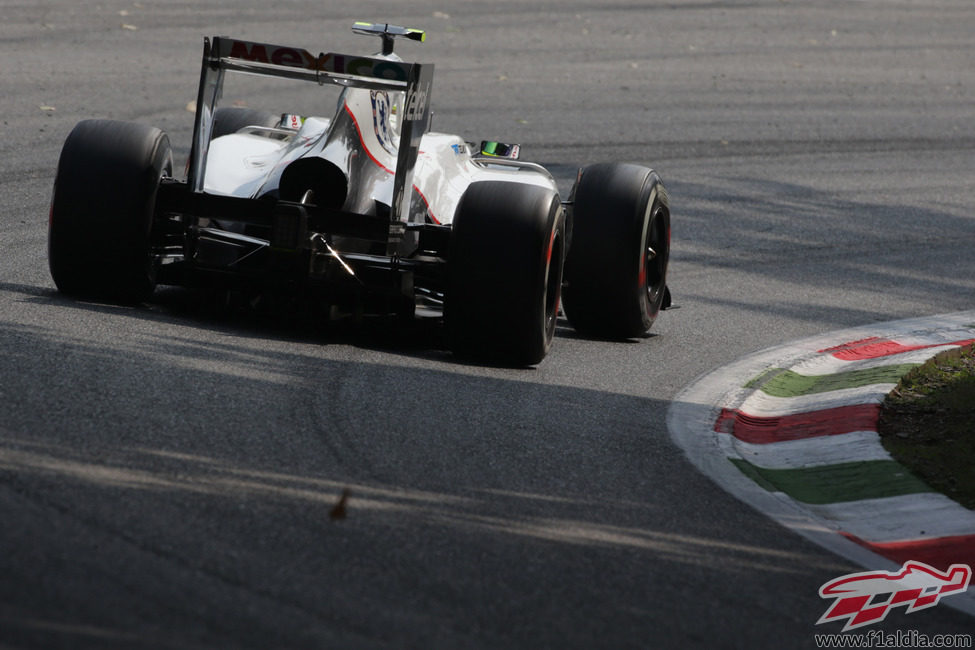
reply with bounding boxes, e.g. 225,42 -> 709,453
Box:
188,36 -> 433,222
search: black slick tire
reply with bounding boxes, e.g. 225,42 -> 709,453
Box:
48,119 -> 173,302
446,181 -> 565,366
562,163 -> 671,339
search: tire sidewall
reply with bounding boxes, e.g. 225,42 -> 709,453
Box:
635,180 -> 669,330
537,199 -> 566,357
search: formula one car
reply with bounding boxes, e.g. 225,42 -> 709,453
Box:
49,22 -> 671,365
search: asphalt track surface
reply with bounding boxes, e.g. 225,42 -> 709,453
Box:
1,2 -> 974,648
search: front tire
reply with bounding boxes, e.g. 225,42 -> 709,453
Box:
562,163 -> 671,338
446,181 -> 566,366
48,119 -> 173,302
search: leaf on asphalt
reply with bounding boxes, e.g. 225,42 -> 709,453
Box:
330,488 -> 350,520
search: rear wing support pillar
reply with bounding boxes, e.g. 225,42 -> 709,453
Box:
188,37 -> 224,193
392,63 -> 433,225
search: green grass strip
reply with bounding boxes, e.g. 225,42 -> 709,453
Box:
752,364 -> 919,398
729,458 -> 933,504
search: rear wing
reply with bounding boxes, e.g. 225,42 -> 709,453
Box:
188,35 -> 433,222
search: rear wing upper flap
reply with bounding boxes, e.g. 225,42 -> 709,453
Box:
209,36 -> 419,90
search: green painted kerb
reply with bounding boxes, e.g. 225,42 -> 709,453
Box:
747,364 -> 919,398
730,459 -> 933,504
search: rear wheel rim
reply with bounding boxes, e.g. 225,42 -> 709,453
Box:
644,206 -> 668,307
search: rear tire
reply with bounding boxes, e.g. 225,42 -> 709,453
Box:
562,163 -> 671,338
446,181 -> 565,366
48,119 -> 173,302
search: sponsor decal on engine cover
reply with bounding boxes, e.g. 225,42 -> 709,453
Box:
370,91 -> 396,155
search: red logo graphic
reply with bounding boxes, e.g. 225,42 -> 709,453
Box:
817,561 -> 971,631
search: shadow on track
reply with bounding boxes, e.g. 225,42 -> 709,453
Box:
1,280 -> 662,369
0,308 -> 848,650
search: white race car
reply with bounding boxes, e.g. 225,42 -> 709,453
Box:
49,22 -> 671,365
